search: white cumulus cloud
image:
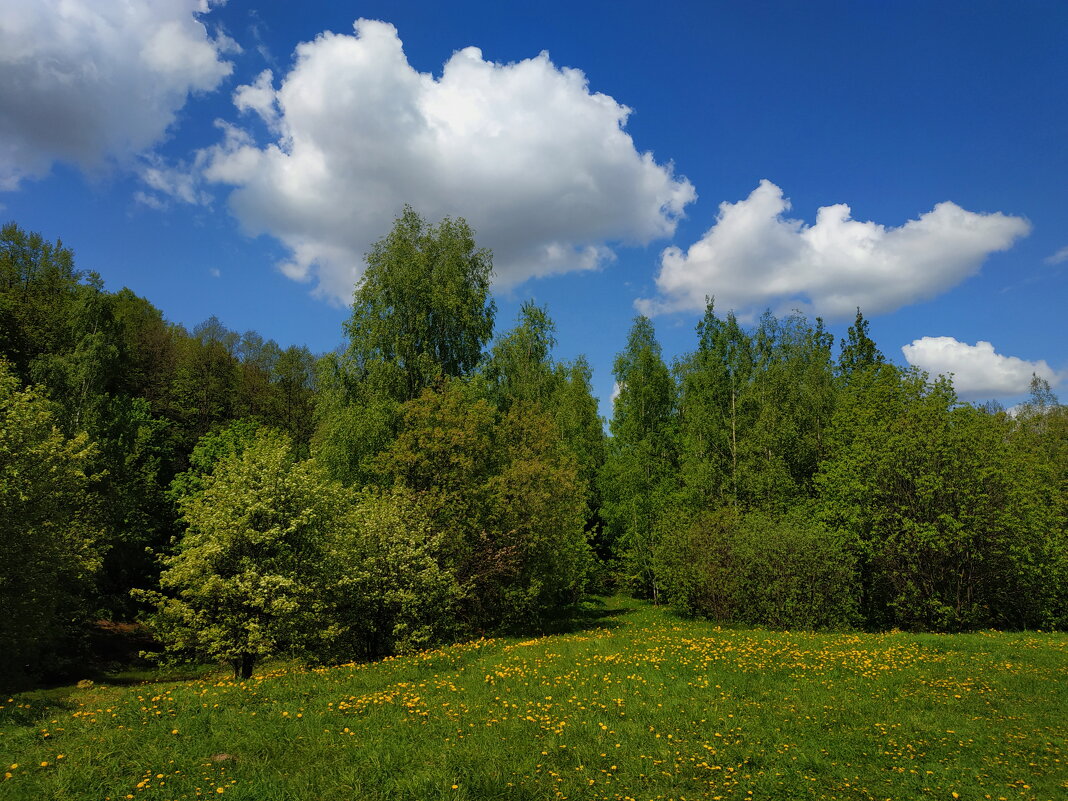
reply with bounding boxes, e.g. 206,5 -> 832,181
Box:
201,19 -> 695,302
902,336 -> 1060,399
638,180 -> 1030,320
0,0 -> 235,189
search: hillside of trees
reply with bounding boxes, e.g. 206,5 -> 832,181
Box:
2,211 -> 1066,690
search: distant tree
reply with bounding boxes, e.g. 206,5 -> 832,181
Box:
837,308 -> 883,378
0,223 -> 82,384
600,316 -> 677,600
738,311 -> 836,509
484,301 -> 559,411
344,205 -> 495,402
675,299 -> 754,509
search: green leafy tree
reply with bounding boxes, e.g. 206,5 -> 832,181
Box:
675,299 -> 754,509
139,430 -> 348,678
317,488 -> 463,662
738,311 -> 836,509
551,355 -> 607,546
484,304 -> 606,544
601,316 -> 677,600
837,307 -> 884,378
378,381 -> 591,628
817,366 -> 1058,630
344,205 -> 495,402
484,301 -> 559,410
315,207 -> 495,485
0,362 -> 100,687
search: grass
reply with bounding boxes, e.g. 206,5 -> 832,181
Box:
1,596 -> 1065,800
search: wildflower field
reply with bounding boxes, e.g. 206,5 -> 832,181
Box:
2,598 -> 1065,801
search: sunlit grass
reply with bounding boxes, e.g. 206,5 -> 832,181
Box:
2,597 -> 1065,800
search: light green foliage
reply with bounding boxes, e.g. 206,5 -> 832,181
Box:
601,316 -> 677,600
316,488 -> 463,662
378,381 -> 591,628
0,361 -> 100,687
140,430 -> 349,678
484,301 -> 559,410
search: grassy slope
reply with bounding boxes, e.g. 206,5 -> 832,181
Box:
1,597 -> 1065,801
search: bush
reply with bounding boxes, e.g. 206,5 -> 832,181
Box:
656,505 -> 860,630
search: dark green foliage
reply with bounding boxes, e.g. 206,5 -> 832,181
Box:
837,307 -> 884,377
655,506 -> 860,629
377,380 -> 592,629
816,365 -> 1065,630
0,361 -> 100,688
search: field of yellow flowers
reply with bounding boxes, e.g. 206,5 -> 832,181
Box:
2,597 -> 1065,800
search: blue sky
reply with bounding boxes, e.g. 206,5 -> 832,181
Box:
2,1 -> 1065,417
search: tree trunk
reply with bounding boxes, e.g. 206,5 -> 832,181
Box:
232,654 -> 255,680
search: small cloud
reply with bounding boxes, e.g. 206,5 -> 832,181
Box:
610,381 -> 622,404
233,69 -> 279,129
1045,246 -> 1068,265
901,336 -> 1060,399
138,154 -> 212,206
210,267 -> 221,278
133,190 -> 167,211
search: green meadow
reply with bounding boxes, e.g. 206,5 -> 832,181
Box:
2,598 -> 1065,801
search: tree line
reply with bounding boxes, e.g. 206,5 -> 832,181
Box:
1,210 -> 1065,688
